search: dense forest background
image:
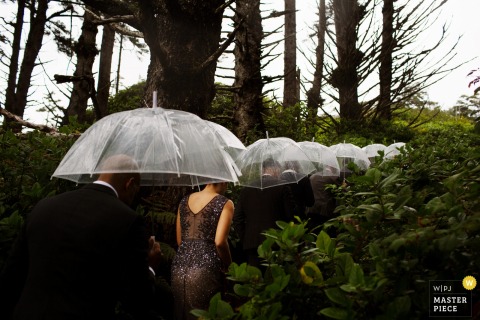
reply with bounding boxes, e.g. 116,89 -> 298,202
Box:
1,0 -> 479,138
0,0 -> 479,319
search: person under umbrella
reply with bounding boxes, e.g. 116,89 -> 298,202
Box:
280,160 -> 314,220
233,158 -> 297,269
171,181 -> 234,320
306,166 -> 342,233
0,154 -> 163,320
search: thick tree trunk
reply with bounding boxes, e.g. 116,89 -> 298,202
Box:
4,0 -> 48,132
378,0 -> 394,120
283,0 -> 298,108
331,0 -> 362,122
63,9 -> 99,125
138,1 -> 225,118
97,25 -> 115,117
232,0 -> 265,142
305,0 -> 326,139
3,0 -> 25,131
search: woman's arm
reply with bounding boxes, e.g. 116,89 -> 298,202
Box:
215,200 -> 234,270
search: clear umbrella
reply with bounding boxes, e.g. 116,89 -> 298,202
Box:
384,142 -> 406,159
362,143 -> 387,163
52,107 -> 241,186
329,142 -> 371,177
205,120 -> 246,159
234,136 -> 316,189
297,141 -> 340,177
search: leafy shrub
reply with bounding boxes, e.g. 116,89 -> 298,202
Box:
0,129 -> 77,270
196,124 -> 479,319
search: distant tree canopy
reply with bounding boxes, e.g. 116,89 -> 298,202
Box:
0,0 -> 468,138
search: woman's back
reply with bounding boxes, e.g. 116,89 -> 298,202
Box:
171,192 -> 229,319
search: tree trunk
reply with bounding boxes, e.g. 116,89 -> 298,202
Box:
3,0 -> 25,131
137,1 -> 225,118
97,25 -> 115,117
331,0 -> 362,122
232,0 -> 265,142
63,8 -> 99,125
378,0 -> 394,120
283,0 -> 298,108
115,34 -> 123,94
305,0 -> 326,139
3,0 -> 47,132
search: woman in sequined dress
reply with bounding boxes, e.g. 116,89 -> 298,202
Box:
171,182 -> 234,319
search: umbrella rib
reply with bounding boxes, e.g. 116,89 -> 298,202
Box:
163,110 -> 182,177
90,115 -> 127,175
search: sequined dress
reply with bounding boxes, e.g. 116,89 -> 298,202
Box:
171,194 -> 229,320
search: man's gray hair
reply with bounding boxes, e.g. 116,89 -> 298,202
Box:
100,154 -> 139,172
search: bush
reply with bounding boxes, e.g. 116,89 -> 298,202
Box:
196,124 -> 480,319
0,129 -> 77,270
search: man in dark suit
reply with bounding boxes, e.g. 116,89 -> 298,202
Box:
280,161 -> 315,220
233,158 -> 296,268
306,172 -> 342,231
0,155 -> 162,320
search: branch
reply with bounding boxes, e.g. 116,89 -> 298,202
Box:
266,9 -> 297,19
0,106 -> 57,133
196,18 -> 244,74
47,4 -> 74,21
92,15 -> 136,25
84,8 -> 143,38
54,74 -> 102,120
216,0 -> 235,15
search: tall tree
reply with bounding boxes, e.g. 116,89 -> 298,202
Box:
96,25 -> 115,117
3,0 -> 26,131
232,0 -> 265,142
3,0 -> 49,131
374,1 -> 457,121
79,1 -> 231,119
305,0 -> 327,138
331,0 -> 363,122
283,0 -> 298,108
62,8 -> 99,125
378,0 -> 394,120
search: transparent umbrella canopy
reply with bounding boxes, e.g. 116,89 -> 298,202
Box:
52,107 -> 241,186
234,136 -> 316,189
329,142 -> 371,172
362,143 -> 387,163
385,142 -> 406,159
204,120 -> 246,159
297,141 -> 340,177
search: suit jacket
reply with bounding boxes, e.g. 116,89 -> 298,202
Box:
0,184 -> 157,320
233,175 -> 296,251
306,174 -> 341,222
280,172 -> 315,219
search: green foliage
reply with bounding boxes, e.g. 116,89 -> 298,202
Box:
197,124 -> 479,319
108,81 -> 146,113
264,101 -> 312,142
207,85 -> 235,130
1,82 -> 479,318
0,129 -> 77,270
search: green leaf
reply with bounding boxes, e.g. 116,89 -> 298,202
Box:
335,253 -> 354,278
208,292 -> 235,317
325,288 -> 349,307
348,264 -> 365,287
316,230 -> 335,257
378,171 -> 400,190
389,238 -> 406,252
365,168 -> 383,184
320,307 -> 349,319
